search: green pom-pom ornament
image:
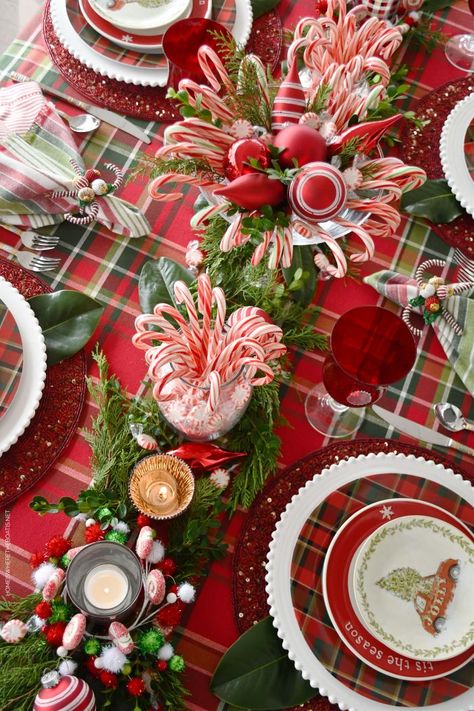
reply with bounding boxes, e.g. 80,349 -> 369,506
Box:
84,638 -> 102,655
97,506 -> 113,520
137,628 -> 164,655
169,655 -> 185,672
61,554 -> 71,568
105,530 -> 128,544
49,601 -> 74,623
122,663 -> 132,675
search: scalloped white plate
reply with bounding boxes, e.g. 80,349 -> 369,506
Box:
265,452 -> 474,711
50,0 -> 253,87
0,277 -> 47,457
440,92 -> 474,218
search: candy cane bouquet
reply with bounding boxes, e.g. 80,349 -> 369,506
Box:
147,0 -> 425,280
133,274 -> 286,441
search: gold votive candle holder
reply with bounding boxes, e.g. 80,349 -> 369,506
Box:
129,454 -> 194,520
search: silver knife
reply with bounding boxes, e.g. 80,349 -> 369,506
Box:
372,405 -> 474,458
9,72 -> 151,144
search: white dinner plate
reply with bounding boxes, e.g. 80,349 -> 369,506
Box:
265,452 -> 474,711
90,0 -> 192,35
0,277 -> 47,456
440,92 -> 474,218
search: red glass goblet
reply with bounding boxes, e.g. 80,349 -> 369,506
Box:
445,1 -> 474,72
163,18 -> 233,89
305,306 -> 417,438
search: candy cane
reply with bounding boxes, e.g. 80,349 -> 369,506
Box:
207,371 -> 221,412
313,233 -> 348,278
104,162 -> 124,190
220,214 -> 244,252
178,79 -> 234,123
152,366 -> 192,402
65,201 -> 99,225
149,173 -> 218,202
402,305 -> 422,337
238,55 -> 271,110
174,281 -> 203,363
197,46 -> 234,94
251,231 -> 272,267
209,286 -> 227,362
415,259 -> 446,288
190,202 -> 226,230
197,274 -> 213,364
437,282 -> 474,299
440,308 -> 464,336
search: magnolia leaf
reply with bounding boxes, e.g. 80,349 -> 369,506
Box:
421,0 -> 452,12
283,245 -> 317,307
28,290 -> 104,366
210,617 -> 315,709
400,179 -> 464,224
251,0 -> 281,18
139,257 -> 195,313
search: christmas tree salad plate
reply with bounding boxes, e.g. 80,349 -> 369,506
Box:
0,297 -> 23,420
353,515 -> 474,662
440,93 -> 474,218
0,277 -> 46,456
322,498 -> 474,681
265,453 -> 474,711
89,0 -> 192,35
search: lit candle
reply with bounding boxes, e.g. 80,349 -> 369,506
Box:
83,564 -> 129,610
139,469 -> 178,516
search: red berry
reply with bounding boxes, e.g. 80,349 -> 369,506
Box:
127,677 -> 146,696
154,600 -> 184,629
159,558 -> 177,576
99,671 -> 118,688
137,514 -> 152,528
46,535 -> 72,559
43,621 -> 67,647
404,15 -> 415,26
85,522 -> 107,543
424,295 -> 441,313
85,656 -> 101,678
156,660 -> 168,672
35,601 -> 53,619
30,551 -> 46,569
85,168 -> 101,183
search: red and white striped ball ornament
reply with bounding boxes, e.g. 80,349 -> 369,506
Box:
34,672 -> 96,711
271,60 -> 306,132
288,161 -> 347,223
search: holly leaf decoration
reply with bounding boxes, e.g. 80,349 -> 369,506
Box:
210,616 -> 315,709
139,257 -> 195,313
283,245 -> 317,307
250,0 -> 281,18
400,179 -> 464,224
28,290 -> 104,365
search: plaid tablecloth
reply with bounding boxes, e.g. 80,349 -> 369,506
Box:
0,1 -> 473,709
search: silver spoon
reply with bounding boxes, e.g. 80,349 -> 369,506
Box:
434,402 -> 474,433
57,109 -> 100,133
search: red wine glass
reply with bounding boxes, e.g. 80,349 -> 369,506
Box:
163,18 -> 232,89
445,1 -> 474,72
305,306 -> 417,438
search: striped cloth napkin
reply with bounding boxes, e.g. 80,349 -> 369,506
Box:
0,82 -> 149,238
364,269 -> 474,393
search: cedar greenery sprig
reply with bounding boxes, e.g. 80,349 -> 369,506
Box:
0,636 -> 57,711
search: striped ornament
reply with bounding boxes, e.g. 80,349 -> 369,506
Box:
34,675 -> 96,711
288,162 -> 347,223
271,61 -> 306,132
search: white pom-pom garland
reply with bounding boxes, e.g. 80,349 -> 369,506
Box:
59,659 -> 78,676
147,540 -> 165,564
99,645 -> 128,673
157,643 -> 174,661
85,518 -> 96,527
56,646 -> 68,658
177,582 -> 196,604
166,592 -> 177,604
113,521 -> 130,534
32,562 -> 57,590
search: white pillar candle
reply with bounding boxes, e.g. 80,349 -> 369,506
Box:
84,564 -> 129,610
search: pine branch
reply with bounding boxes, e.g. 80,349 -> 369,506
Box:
0,593 -> 41,620
130,154 -> 221,183
0,636 -> 56,711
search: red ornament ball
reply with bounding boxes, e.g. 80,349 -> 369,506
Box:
127,678 -> 146,697
33,674 -> 96,711
159,557 -> 177,576
46,535 -> 72,559
213,173 -> 286,211
99,671 -> 118,689
224,139 -> 271,181
85,168 -> 101,183
30,551 -> 47,569
273,125 -> 327,169
85,523 -> 107,544
43,621 -> 67,647
84,656 -> 101,678
137,513 -> 152,528
424,295 -> 441,313
288,161 -> 347,223
156,660 -> 168,672
35,601 -> 53,620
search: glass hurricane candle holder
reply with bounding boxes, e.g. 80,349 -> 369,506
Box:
157,366 -> 253,442
65,541 -> 143,623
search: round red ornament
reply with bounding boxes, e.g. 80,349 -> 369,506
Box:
85,523 -> 106,544
99,671 -> 118,688
137,513 -> 152,528
46,535 -> 72,559
159,557 -> 177,575
33,672 -> 96,711
273,125 -> 327,169
127,677 -> 146,697
156,660 -> 168,672
213,173 -> 286,210
288,161 -> 347,223
43,621 -> 67,647
35,601 -> 53,619
271,61 -> 306,132
224,138 -> 271,181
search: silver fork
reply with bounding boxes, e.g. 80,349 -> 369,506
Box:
0,245 -> 61,272
1,225 -> 60,251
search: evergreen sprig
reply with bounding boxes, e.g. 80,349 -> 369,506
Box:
0,636 -> 57,711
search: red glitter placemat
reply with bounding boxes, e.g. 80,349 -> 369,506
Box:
43,1 -> 282,123
232,438 -> 472,711
0,257 -> 87,509
401,77 -> 474,258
